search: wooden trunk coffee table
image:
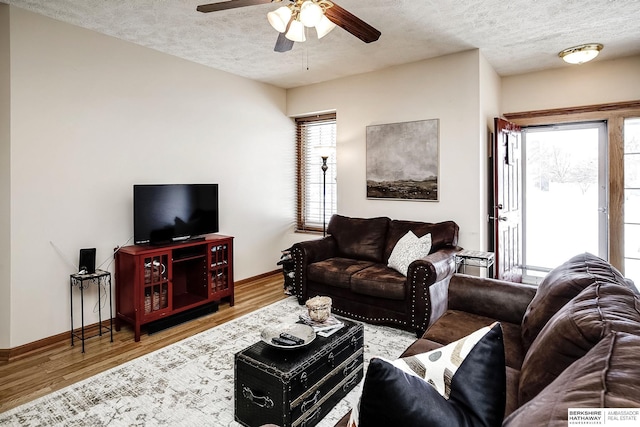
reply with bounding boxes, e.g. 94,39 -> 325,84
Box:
234,318 -> 364,427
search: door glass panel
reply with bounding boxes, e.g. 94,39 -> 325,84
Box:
522,122 -> 607,273
624,118 -> 640,284
625,154 -> 640,188
625,189 -> 640,224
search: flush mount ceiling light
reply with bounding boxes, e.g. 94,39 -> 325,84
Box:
197,0 -> 381,53
558,43 -> 604,64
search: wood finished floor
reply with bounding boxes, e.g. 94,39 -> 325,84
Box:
0,273 -> 287,413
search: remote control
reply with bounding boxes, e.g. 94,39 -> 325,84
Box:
279,332 -> 305,345
271,337 -> 298,346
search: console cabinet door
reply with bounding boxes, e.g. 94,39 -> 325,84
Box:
208,239 -> 234,304
140,252 -> 172,320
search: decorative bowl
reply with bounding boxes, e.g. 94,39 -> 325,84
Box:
261,323 -> 316,350
305,296 -> 332,322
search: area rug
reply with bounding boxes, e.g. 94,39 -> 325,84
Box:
0,297 -> 416,426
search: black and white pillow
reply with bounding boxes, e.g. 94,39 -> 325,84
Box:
387,231 -> 432,276
348,323 -> 505,427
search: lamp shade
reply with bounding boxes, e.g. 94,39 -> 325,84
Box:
300,1 -> 323,27
267,6 -> 292,33
285,19 -> 306,42
559,44 -> 603,64
315,14 -> 336,39
315,144 -> 333,158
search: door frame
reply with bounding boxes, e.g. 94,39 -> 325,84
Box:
504,100 -> 640,273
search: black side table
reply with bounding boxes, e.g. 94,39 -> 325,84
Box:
70,269 -> 113,352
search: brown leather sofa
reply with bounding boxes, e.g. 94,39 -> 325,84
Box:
335,252 -> 640,426
291,214 -> 460,337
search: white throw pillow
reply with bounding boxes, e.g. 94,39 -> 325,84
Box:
387,231 -> 432,276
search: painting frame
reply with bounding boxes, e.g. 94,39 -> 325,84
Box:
366,118 -> 440,201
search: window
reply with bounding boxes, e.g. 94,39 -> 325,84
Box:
624,117 -> 640,284
296,114 -> 337,233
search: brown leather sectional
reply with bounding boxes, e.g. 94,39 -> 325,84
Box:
335,252 -> 640,426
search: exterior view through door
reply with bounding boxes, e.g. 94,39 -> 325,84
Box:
522,121 -> 608,282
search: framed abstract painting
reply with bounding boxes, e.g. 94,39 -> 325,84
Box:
366,119 -> 439,201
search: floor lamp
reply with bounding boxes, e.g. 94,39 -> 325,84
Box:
316,145 -> 332,237
321,154 -> 329,237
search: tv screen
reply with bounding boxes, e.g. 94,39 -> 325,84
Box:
134,184 -> 219,245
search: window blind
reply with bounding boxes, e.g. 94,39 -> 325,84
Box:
296,114 -> 337,232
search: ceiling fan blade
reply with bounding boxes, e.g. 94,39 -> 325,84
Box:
197,0 -> 273,13
324,2 -> 381,43
274,33 -> 294,52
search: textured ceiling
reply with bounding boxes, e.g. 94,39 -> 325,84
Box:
4,0 -> 640,88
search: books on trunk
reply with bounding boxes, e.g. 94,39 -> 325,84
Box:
298,313 -> 344,337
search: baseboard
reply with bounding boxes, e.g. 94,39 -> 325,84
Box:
0,323 -> 107,364
235,269 -> 280,285
0,270 -> 281,364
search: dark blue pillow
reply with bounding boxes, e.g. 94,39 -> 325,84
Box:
358,323 -> 505,427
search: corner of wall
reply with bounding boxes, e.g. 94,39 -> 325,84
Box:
0,3 -> 12,349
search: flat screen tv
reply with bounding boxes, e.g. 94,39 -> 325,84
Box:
134,184 -> 219,245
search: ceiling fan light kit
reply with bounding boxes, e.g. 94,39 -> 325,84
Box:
558,43 -> 603,64
286,19 -> 307,42
315,15 -> 337,39
197,0 -> 381,52
267,6 -> 292,33
269,0 -> 337,41
299,0 -> 324,27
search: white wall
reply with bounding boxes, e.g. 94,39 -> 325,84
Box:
503,55 -> 640,113
6,7 -> 297,347
0,4 -> 11,350
287,50 -> 486,250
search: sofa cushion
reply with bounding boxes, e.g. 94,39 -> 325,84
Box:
521,252 -> 634,351
504,332 -> 640,427
352,323 -> 505,427
327,214 -> 390,262
423,309 -> 526,370
307,257 -> 374,289
518,281 -> 640,405
350,264 -> 406,300
387,231 -> 432,276
383,220 -> 459,262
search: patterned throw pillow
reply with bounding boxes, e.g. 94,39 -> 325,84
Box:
387,231 -> 432,276
348,323 -> 505,427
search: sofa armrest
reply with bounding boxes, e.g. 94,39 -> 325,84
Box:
407,246 -> 460,335
448,273 -> 537,324
291,237 -> 338,303
409,247 -> 460,284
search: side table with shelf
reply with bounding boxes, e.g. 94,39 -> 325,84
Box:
455,250 -> 495,276
69,269 -> 113,353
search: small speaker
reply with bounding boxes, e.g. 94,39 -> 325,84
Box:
79,248 -> 96,274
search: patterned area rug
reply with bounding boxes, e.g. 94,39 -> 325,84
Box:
0,297 -> 416,426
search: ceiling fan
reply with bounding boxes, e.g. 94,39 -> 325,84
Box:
197,0 -> 381,53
